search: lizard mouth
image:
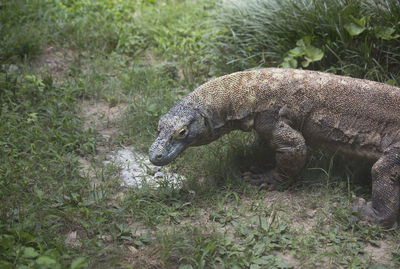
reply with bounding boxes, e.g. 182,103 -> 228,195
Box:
149,140 -> 186,166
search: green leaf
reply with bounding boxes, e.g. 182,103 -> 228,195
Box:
146,103 -> 159,115
253,242 -> 265,256
0,235 -> 14,250
301,58 -> 311,68
280,57 -> 297,68
295,38 -> 306,48
368,264 -> 391,269
385,79 -> 396,86
36,256 -> 57,266
0,261 -> 14,269
279,61 -> 289,68
250,265 -> 260,269
16,265 -> 31,269
375,26 -> 400,40
70,257 -> 88,269
351,15 -> 370,27
302,36 -> 312,46
344,23 -> 366,36
23,247 -> 39,258
289,59 -> 297,67
304,46 -> 324,62
178,265 -> 193,269
288,47 -> 304,57
253,255 -> 274,265
277,258 -> 294,268
139,233 -> 152,243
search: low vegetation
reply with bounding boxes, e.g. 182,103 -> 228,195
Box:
1,0 -> 400,268
209,0 -> 400,84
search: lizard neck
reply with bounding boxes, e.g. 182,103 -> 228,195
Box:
188,70 -> 268,132
211,116 -> 254,140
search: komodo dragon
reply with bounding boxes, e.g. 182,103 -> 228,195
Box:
148,68 -> 400,227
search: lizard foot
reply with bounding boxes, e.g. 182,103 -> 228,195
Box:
351,196 -> 380,226
351,196 -> 398,228
242,167 -> 281,191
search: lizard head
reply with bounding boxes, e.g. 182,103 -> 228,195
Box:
149,102 -> 212,166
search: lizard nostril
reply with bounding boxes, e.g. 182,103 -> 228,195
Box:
155,153 -> 163,160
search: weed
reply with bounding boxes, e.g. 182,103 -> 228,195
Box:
0,67 -> 94,267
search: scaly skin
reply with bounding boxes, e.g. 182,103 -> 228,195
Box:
149,68 -> 400,227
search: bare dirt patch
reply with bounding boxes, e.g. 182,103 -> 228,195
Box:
250,190 -> 319,233
80,100 -> 127,137
364,240 -> 395,266
78,100 -> 127,182
64,231 -> 82,248
124,244 -> 161,269
79,100 -> 185,188
33,46 -> 77,80
274,251 -> 300,268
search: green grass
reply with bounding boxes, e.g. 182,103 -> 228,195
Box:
0,67 -> 94,267
1,0 -> 400,268
208,0 -> 400,84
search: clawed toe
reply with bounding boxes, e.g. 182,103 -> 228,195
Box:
242,169 -> 281,190
351,195 -> 367,213
351,196 -> 383,226
257,183 -> 270,191
242,171 -> 253,181
349,216 -> 360,226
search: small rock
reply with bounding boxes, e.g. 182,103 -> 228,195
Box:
65,231 -> 82,247
150,165 -> 161,172
189,190 -> 196,196
306,209 -> 316,218
198,177 -> 206,185
113,191 -> 125,200
102,134 -> 111,142
154,172 -> 164,178
100,234 -> 113,242
7,64 -> 19,74
128,245 -> 138,254
108,199 -> 119,208
131,227 -> 149,238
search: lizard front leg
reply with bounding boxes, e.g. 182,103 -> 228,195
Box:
352,142 -> 400,227
244,120 -> 307,189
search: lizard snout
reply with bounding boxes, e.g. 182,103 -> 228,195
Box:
149,137 -> 186,166
149,143 -> 167,166
154,153 -> 163,160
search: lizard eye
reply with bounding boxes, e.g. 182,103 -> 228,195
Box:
174,126 -> 188,139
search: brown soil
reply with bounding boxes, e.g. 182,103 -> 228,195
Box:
364,240 -> 395,267
33,46 -> 77,80
78,100 -> 128,186
79,100 -> 127,138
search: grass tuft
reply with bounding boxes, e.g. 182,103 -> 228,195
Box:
208,0 -> 400,83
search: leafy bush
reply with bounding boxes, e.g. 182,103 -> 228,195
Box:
209,0 -> 400,83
